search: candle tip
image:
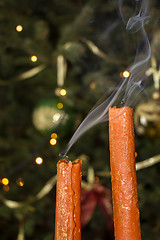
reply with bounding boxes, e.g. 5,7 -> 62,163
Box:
59,153 -> 69,162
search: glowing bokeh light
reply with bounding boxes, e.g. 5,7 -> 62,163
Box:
35,157 -> 43,165
51,133 -> 58,139
31,55 -> 38,62
16,25 -> 23,32
50,138 -> 57,145
57,103 -> 63,109
60,89 -> 67,96
16,178 -> 24,187
2,178 -> 9,186
53,113 -> 61,122
90,82 -> 96,89
122,70 -> 130,78
3,185 -> 10,192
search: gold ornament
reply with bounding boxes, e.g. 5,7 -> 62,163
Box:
134,98 -> 160,138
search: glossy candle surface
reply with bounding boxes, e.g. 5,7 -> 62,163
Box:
55,159 -> 82,240
109,106 -> 141,240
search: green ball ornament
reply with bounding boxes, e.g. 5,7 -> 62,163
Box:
32,97 -> 74,134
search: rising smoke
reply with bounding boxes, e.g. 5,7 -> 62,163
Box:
62,0 -> 151,156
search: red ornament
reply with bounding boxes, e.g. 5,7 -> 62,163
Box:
81,184 -> 113,230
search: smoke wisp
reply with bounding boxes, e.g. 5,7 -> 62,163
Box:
62,0 -> 151,156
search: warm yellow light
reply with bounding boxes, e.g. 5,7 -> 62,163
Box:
60,89 -> 67,96
2,178 -> 9,186
57,102 -> 63,109
51,133 -> 58,139
90,82 -> 96,89
123,70 -> 130,78
53,113 -> 61,122
16,25 -> 23,32
50,138 -> 57,145
35,157 -> 43,165
31,55 -> 38,62
16,178 -> 24,187
3,185 -> 10,192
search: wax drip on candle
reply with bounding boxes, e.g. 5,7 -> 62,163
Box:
61,0 -> 151,156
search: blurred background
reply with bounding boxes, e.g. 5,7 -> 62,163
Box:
0,0 -> 160,239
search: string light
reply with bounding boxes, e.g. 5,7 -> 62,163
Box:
35,157 -> 43,165
16,25 -> 23,32
31,56 -> 38,62
90,82 -> 96,89
122,70 -> 130,78
16,178 -> 24,187
3,185 -> 10,192
53,113 -> 61,122
60,88 -> 67,96
50,138 -> 57,145
51,133 -> 58,139
57,102 -> 63,109
2,178 -> 9,186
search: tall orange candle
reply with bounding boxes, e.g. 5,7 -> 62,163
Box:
55,159 -> 82,240
109,106 -> 141,240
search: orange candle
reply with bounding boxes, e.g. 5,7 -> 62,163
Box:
55,159 -> 82,240
109,106 -> 141,240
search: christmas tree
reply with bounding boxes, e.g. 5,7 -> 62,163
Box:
0,0 -> 160,239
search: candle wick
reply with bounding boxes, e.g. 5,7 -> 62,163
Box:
59,153 -> 70,162
121,99 -> 125,107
